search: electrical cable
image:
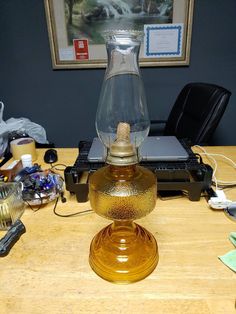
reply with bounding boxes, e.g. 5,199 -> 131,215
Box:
24,191 -> 43,212
50,163 -> 67,171
25,193 -> 93,217
21,163 -> 91,217
194,145 -> 236,189
52,196 -> 94,217
47,164 -> 94,216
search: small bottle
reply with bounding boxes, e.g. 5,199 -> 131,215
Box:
21,154 -> 32,168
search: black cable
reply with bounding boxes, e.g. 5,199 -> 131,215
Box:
194,153 -> 203,164
24,191 -> 43,212
60,191 -> 67,203
53,197 -> 93,217
211,182 -> 236,189
50,163 -> 67,171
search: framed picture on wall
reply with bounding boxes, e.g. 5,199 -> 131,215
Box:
44,0 -> 194,69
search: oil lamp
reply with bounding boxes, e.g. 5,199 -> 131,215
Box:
89,31 -> 159,284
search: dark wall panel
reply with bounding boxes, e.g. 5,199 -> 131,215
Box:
0,0 -> 235,147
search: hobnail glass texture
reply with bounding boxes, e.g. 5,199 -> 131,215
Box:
0,182 -> 25,230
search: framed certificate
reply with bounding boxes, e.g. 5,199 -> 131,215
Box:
44,0 -> 194,69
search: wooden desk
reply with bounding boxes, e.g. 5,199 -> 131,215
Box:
0,147 -> 236,314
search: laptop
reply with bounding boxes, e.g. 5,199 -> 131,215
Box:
139,136 -> 189,161
87,136 -> 189,162
87,137 -> 107,162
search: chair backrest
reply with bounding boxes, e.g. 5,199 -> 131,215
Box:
164,82 -> 231,144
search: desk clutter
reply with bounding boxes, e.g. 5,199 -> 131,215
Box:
0,149 -> 64,256
0,161 -> 63,208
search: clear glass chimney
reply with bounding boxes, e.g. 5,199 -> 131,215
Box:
95,30 -> 150,153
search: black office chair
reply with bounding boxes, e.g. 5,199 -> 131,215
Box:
150,82 -> 231,145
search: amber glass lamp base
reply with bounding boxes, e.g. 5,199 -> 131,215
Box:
89,221 -> 158,284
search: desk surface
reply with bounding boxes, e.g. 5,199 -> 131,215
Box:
0,147 -> 236,314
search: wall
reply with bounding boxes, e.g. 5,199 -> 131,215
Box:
0,0 -> 235,147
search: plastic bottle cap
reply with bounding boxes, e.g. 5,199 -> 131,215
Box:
21,154 -> 33,168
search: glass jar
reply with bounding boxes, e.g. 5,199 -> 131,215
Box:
0,182 -> 25,230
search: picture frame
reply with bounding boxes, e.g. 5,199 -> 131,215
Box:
44,0 -> 194,69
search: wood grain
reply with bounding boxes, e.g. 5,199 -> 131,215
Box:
0,147 -> 236,314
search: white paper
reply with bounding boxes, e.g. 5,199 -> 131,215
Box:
144,23 -> 183,58
59,48 -> 74,61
